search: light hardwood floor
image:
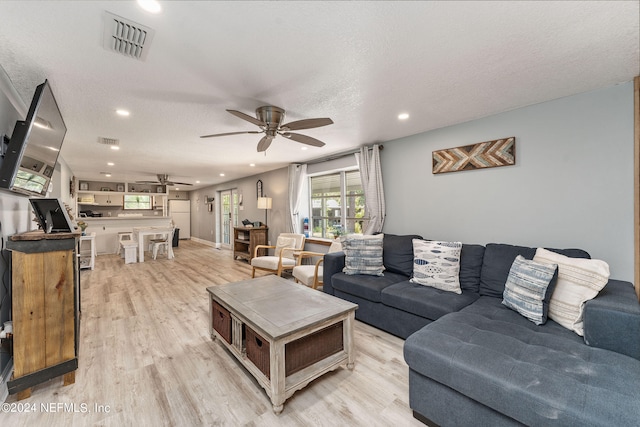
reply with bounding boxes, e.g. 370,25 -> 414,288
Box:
3,240 -> 424,426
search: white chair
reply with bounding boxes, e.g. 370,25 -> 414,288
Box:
293,240 -> 342,290
150,228 -> 175,260
118,231 -> 135,258
251,233 -> 305,277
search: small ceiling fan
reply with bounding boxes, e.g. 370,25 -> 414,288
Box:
200,106 -> 333,152
136,174 -> 192,186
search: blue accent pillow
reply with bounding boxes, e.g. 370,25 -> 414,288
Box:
502,255 -> 558,325
341,234 -> 385,276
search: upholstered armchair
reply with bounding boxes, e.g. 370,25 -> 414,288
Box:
251,233 -> 306,277
292,240 -> 342,290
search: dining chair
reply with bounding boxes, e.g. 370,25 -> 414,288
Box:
150,228 -> 175,260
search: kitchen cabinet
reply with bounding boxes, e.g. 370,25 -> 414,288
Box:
93,194 -> 123,206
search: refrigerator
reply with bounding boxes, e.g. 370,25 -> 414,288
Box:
168,200 -> 191,239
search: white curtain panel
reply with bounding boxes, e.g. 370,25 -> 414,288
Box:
356,144 -> 385,234
286,163 -> 307,233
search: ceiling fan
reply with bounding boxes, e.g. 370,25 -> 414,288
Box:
200,106 -> 333,152
136,174 -> 192,186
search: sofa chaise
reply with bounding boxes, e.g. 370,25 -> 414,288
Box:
323,234 -> 640,426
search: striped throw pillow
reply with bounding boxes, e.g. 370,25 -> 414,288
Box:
502,255 -> 558,325
533,247 -> 610,336
341,234 -> 385,276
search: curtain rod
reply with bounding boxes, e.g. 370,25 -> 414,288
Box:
304,144 -> 384,165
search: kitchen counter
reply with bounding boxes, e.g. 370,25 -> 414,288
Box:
83,216 -> 171,221
82,216 -> 172,255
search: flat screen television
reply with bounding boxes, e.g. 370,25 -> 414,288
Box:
29,198 -> 74,233
0,79 -> 67,197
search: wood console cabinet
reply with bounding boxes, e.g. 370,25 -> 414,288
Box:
6,231 -> 80,400
233,226 -> 268,261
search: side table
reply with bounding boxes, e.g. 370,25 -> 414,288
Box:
78,232 -> 96,270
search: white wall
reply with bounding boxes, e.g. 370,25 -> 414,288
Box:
382,82 -> 634,281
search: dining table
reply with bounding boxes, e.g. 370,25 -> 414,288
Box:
133,226 -> 174,262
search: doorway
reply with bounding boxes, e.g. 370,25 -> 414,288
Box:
220,189 -> 239,248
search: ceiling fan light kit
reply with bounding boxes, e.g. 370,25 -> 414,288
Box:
201,106 -> 333,152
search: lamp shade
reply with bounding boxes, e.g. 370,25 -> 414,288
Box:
257,197 -> 272,210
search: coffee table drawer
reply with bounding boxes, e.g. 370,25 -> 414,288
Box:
285,322 -> 343,376
246,322 -> 345,379
212,301 -> 232,344
246,326 -> 271,377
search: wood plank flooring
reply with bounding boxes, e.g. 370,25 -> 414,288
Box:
2,240 -> 424,426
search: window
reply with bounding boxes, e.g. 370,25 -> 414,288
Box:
123,194 -> 152,210
310,170 -> 367,238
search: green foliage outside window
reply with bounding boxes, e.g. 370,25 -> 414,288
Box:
124,194 -> 152,210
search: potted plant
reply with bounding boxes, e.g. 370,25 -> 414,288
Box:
77,220 -> 88,235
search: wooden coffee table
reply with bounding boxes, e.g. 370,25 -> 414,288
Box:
207,275 -> 358,414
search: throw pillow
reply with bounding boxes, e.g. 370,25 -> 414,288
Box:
533,247 -> 610,336
502,255 -> 558,325
341,234 -> 385,276
410,240 -> 463,294
275,236 -> 296,257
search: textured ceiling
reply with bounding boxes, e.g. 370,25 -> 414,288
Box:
0,1 -> 637,190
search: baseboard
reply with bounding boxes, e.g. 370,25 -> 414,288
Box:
189,237 -> 218,248
0,357 -> 13,403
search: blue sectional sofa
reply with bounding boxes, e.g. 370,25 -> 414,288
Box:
323,234 -> 640,426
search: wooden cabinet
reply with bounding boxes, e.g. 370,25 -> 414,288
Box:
6,231 -> 80,400
233,227 -> 268,261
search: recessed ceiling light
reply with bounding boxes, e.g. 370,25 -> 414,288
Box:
219,173 -> 225,177
249,163 -> 255,167
137,0 -> 162,14
301,147 -> 308,150
116,109 -> 130,117
196,180 -> 200,184
107,162 -> 114,166
105,173 -> 112,177
110,146 -> 120,150
398,113 -> 410,120
175,187 -> 180,191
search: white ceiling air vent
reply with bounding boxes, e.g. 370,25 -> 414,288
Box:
97,137 -> 120,147
103,11 -> 155,61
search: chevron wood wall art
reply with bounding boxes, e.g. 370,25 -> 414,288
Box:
432,137 -> 516,174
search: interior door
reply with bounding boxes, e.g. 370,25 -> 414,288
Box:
221,190 -> 232,248
220,189 -> 239,248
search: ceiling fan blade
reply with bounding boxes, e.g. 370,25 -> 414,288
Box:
280,117 -> 333,131
200,131 -> 261,138
136,180 -> 160,184
282,132 -> 326,147
227,109 -> 266,127
166,181 -> 192,186
257,136 -> 273,152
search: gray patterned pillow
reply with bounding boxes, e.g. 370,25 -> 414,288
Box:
410,239 -> 462,294
341,234 -> 384,276
502,255 -> 558,325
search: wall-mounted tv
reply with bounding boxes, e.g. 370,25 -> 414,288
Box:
0,79 -> 67,197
